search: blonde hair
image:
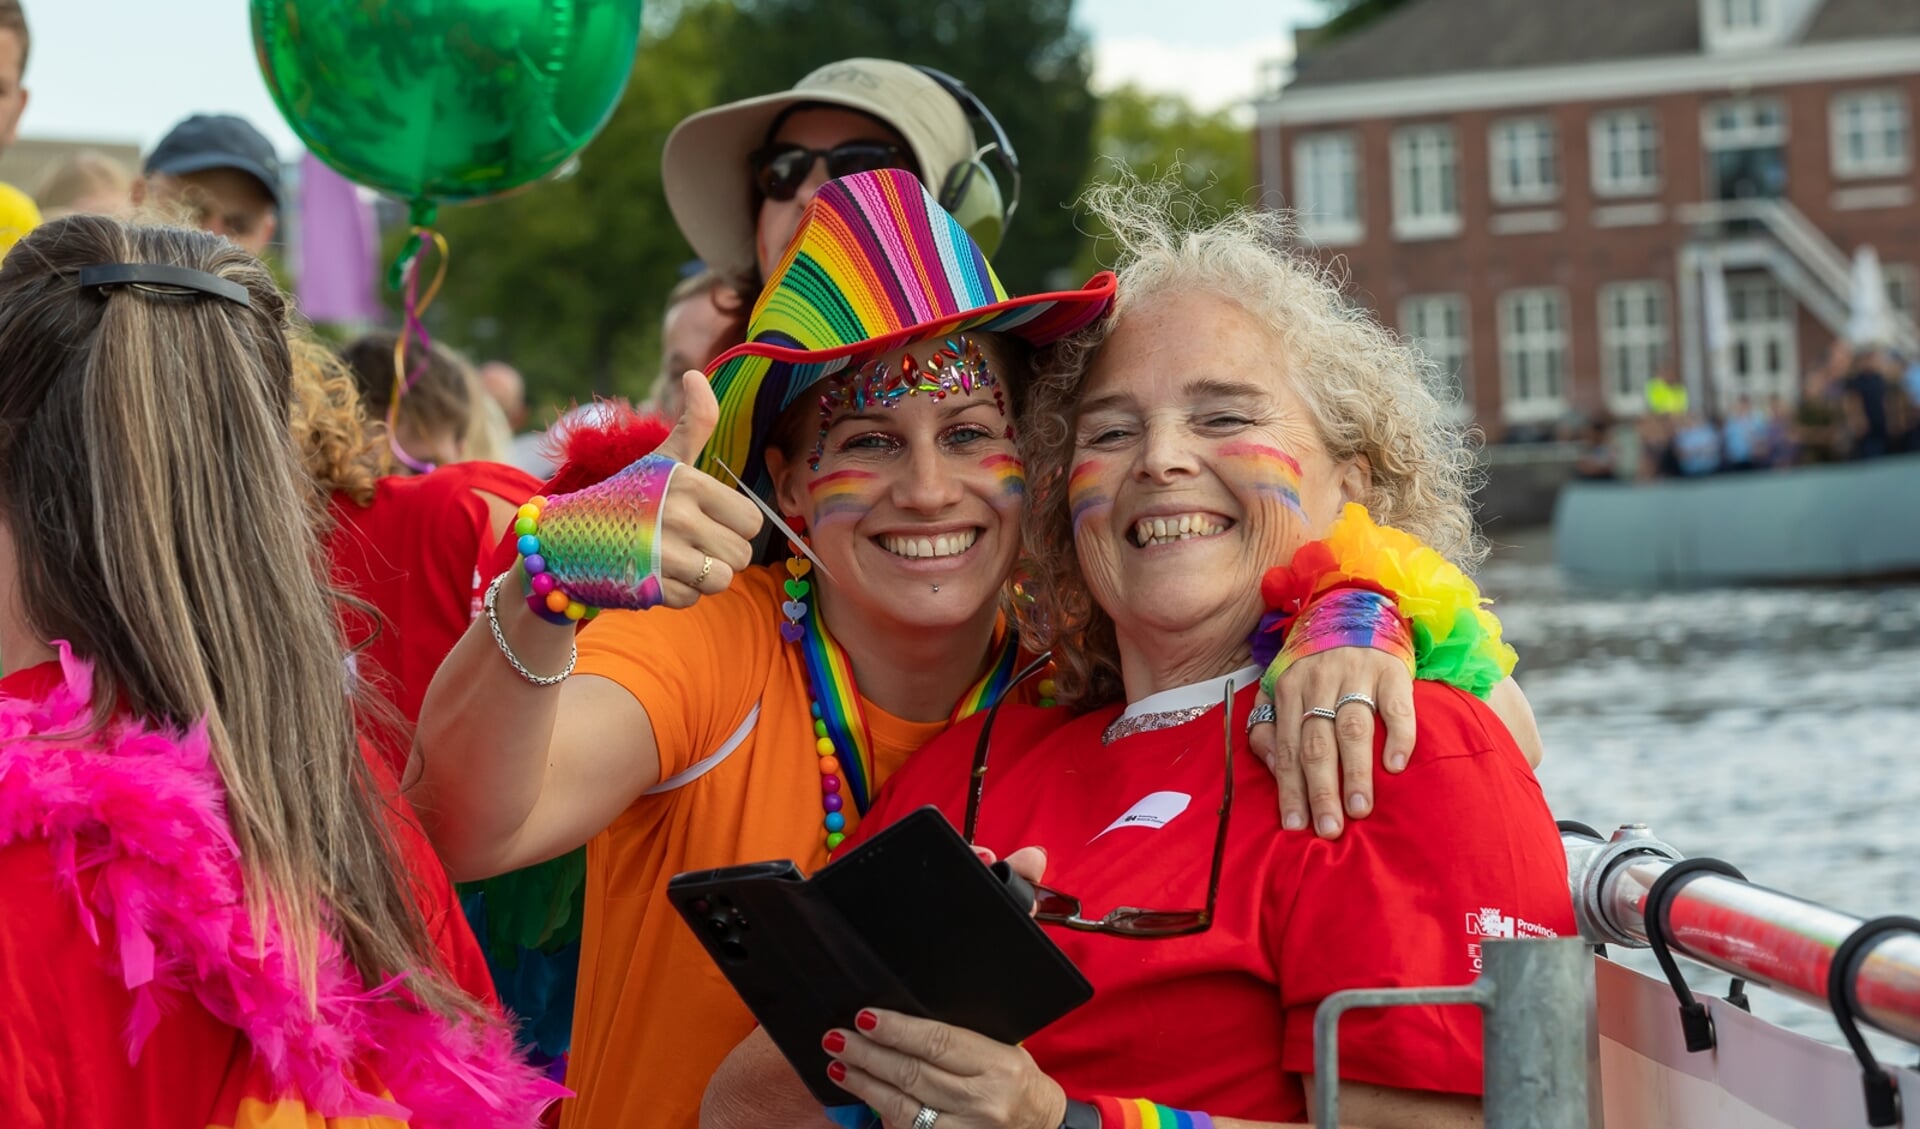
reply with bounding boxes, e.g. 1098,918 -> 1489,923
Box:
288,334 -> 382,510
459,373 -> 516,463
0,215 -> 474,1019
35,150 -> 133,217
1021,177 -> 1482,710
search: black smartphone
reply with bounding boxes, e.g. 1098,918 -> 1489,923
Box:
666,858 -> 922,1104
668,807 -> 1092,1106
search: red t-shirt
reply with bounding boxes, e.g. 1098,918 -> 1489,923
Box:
326,462 -> 540,738
840,677 -> 1574,1120
0,661 -> 498,1126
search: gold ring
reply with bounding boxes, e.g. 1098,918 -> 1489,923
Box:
695,554 -> 714,586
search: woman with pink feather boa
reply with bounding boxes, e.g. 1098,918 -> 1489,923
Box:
0,216 -> 555,1127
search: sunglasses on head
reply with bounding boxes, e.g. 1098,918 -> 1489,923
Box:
963,662 -> 1236,940
749,141 -> 914,202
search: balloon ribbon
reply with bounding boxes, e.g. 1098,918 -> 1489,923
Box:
386,227 -> 451,475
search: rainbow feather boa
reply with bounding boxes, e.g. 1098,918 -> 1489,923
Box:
1253,504 -> 1517,698
0,642 -> 561,1126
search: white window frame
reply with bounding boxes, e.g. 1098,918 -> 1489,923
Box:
1291,131 -> 1363,245
1391,124 -> 1461,240
1884,264 -> 1917,319
1489,117 -> 1560,205
1722,274 -> 1798,405
1498,288 -> 1570,424
1830,90 -> 1912,179
1597,281 -> 1670,416
1703,97 -> 1788,151
1400,294 -> 1472,414
1590,109 -> 1662,197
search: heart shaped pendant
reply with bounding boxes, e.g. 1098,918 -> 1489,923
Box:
784,579 -> 811,599
786,558 -> 812,578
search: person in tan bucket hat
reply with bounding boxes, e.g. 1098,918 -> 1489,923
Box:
663,57 -> 1015,291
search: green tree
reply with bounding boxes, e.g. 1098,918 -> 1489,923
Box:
425,1 -> 741,411
1070,85 -> 1252,279
710,0 -> 1096,295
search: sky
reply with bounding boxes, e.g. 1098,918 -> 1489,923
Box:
21,0 -> 1319,158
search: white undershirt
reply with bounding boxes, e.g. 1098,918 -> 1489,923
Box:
1117,665 -> 1262,721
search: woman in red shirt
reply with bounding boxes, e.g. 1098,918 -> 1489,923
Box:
0,215 -> 554,1127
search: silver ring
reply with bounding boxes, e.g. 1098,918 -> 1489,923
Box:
694,554 -> 714,586
1246,703 -> 1277,731
911,1106 -> 941,1129
1335,692 -> 1378,713
1302,706 -> 1340,723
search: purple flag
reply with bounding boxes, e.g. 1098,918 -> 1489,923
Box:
296,153 -> 381,324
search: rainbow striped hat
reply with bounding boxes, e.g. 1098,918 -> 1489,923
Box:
698,168 -> 1115,498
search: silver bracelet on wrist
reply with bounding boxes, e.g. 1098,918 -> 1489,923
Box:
484,571 -> 577,687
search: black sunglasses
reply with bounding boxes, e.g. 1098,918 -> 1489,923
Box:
964,663 -> 1236,939
749,141 -> 914,202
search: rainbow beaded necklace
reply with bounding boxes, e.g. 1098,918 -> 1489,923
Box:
793,580 -> 1024,851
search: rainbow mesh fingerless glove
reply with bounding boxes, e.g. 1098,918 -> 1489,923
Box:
516,452 -> 677,625
1252,503 -> 1518,699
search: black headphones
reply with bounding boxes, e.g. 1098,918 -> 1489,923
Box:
913,65 -> 1021,257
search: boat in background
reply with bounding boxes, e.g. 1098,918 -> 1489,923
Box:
1552,454 -> 1920,587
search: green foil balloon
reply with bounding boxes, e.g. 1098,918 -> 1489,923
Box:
252,0 -> 643,219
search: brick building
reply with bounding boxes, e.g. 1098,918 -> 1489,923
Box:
1253,0 -> 1920,440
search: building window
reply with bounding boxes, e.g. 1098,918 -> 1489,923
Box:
1498,288 -> 1569,423
1291,132 -> 1362,243
1831,90 -> 1911,179
1490,117 -> 1559,205
1400,294 -> 1470,407
1598,282 -> 1669,414
1391,125 -> 1460,238
1590,109 -> 1661,196
1885,264 -> 1916,319
1704,98 -> 1787,150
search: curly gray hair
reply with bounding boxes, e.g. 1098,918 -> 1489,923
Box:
1019,176 -> 1484,711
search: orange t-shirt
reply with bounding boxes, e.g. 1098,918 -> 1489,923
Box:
560,564 -> 946,1129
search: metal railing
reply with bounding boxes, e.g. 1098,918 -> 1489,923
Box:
1310,823 -> 1920,1129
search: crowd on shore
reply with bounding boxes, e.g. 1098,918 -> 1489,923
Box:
1570,342 -> 1919,483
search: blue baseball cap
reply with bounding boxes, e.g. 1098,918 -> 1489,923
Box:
145,114 -> 285,212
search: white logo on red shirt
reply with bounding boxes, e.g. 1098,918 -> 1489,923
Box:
1464,905 -> 1559,971
1093,791 -> 1191,840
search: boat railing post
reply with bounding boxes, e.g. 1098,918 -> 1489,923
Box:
1312,937 -> 1597,1129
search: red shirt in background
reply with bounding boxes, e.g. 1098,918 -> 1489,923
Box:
840,677 -> 1575,1121
326,462 -> 539,758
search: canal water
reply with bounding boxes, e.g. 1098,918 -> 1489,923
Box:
1484,533 -> 1920,1056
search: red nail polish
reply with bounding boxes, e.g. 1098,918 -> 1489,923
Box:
827,1061 -> 847,1083
823,1030 -> 846,1053
855,1009 -> 879,1032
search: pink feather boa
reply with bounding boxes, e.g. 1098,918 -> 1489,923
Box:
0,642 -> 564,1126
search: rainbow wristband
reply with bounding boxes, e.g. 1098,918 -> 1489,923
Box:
1260,587 -> 1415,698
1088,1096 -> 1216,1128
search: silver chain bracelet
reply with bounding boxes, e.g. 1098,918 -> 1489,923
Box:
484,571 -> 577,687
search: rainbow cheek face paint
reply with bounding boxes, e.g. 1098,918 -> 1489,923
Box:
1217,441 -> 1305,518
807,469 -> 881,527
1068,459 -> 1113,533
980,453 -> 1027,512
